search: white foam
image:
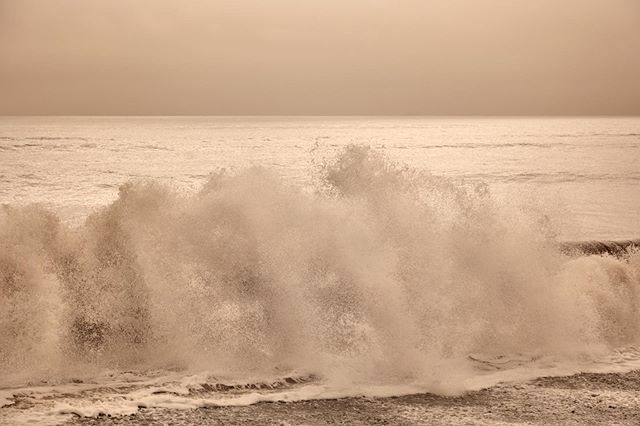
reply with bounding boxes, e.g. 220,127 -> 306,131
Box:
0,391 -> 13,408
1,146 -> 640,423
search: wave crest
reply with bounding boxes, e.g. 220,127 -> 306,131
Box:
1,145 -> 639,393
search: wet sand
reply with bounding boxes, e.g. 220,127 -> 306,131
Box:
67,370 -> 640,425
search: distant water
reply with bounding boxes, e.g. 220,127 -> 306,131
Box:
1,116 -> 639,240
1,117 -> 640,424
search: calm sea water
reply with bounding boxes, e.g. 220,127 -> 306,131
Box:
1,116 -> 638,240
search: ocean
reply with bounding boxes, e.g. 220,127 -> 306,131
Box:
2,116 -> 639,240
1,116 -> 639,424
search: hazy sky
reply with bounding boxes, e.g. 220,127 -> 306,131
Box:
1,0 -> 640,115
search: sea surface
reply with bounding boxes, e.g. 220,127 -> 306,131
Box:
1,116 -> 640,425
1,116 -> 639,240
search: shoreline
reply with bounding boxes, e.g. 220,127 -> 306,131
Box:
67,370 -> 640,425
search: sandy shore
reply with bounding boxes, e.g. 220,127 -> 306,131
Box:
66,370 -> 640,425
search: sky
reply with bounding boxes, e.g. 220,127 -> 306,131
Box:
1,0 -> 640,115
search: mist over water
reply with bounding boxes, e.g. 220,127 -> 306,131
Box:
2,145 -> 640,405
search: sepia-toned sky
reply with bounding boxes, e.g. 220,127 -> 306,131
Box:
1,0 -> 640,115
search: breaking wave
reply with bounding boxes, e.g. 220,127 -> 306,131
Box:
1,145 -> 640,402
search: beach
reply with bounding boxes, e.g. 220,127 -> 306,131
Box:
65,370 -> 640,425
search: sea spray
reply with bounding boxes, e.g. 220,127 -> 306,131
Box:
1,145 -> 639,393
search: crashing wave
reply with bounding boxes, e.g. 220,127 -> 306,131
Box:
1,145 -> 639,394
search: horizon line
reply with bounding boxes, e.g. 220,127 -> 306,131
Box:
2,114 -> 640,118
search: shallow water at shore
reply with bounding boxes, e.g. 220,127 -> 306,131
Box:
55,370 -> 640,426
